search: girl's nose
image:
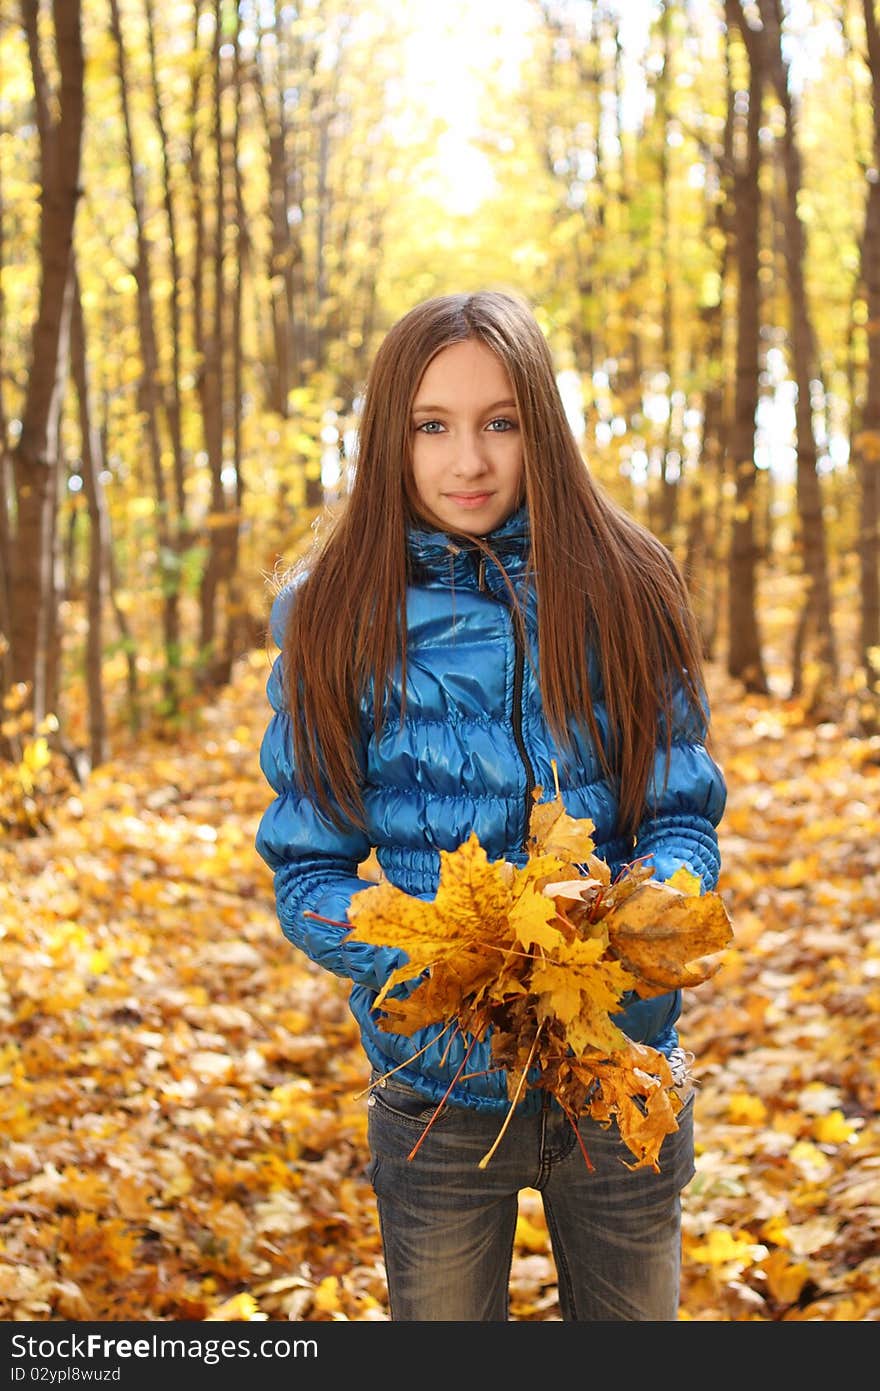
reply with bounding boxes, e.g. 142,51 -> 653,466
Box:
453,435 -> 488,476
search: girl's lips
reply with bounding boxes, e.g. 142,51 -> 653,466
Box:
446,492 -> 493,508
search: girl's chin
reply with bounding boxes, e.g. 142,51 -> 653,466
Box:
422,501 -> 517,536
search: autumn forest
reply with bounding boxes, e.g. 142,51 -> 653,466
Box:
0,0 -> 878,1324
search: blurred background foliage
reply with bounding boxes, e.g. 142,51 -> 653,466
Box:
1,0 -> 878,830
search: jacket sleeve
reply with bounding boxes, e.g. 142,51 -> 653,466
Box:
254,587 -> 405,993
631,678 -> 727,891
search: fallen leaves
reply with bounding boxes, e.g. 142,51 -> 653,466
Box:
0,656 -> 384,1322
0,648 -> 879,1320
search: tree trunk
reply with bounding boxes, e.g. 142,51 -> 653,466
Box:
220,18 -> 248,682
689,29 -> 735,661
108,0 -> 181,719
252,38 -> 296,418
656,0 -> 679,546
856,0 -> 880,690
758,0 -> 838,701
0,132 -> 12,707
8,0 -> 84,729
576,5 -> 606,427
70,261 -> 109,770
611,19 -> 645,516
145,0 -> 187,525
724,0 -> 769,693
197,0 -> 232,687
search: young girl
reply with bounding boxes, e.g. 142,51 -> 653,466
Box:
255,289 -> 727,1321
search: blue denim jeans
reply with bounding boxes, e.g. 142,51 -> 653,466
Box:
366,1070 -> 695,1321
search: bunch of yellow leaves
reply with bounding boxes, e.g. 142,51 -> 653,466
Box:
343,778 -> 733,1172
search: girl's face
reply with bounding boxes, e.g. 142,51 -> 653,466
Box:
410,338 -> 524,536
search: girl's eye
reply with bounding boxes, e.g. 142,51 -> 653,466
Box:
487,418 -> 514,432
415,420 -> 444,433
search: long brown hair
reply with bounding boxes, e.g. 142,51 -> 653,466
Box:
280,289 -> 708,840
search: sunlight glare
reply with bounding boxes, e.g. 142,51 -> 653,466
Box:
388,0 -> 536,216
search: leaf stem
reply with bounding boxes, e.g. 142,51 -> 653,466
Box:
564,1105 -> 596,1173
302,909 -> 352,930
407,1034 -> 478,1163
478,1023 -> 543,1170
352,1020 -> 456,1100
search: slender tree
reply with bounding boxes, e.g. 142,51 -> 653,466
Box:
197,0 -> 231,685
654,0 -> 680,544
685,21 -> 736,660
219,11 -> 248,682
70,259 -> 109,770
145,0 -> 187,527
725,0 -> 770,693
612,15 -> 646,474
7,0 -> 84,729
855,0 -> 880,690
108,0 -> 182,717
0,117 -> 12,711
759,0 -> 838,698
252,14 -> 299,418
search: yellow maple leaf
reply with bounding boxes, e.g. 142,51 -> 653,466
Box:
312,1276 -> 342,1314
665,864 -> 702,896
812,1110 -> 858,1144
556,991 -> 630,1060
531,936 -> 627,1030
348,831 -> 527,1009
727,1092 -> 767,1124
689,1227 -> 765,1269
509,881 -> 565,951
529,801 -> 597,863
205,1292 -> 264,1321
527,765 -> 601,869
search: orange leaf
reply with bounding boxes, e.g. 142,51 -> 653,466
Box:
603,880 -> 734,994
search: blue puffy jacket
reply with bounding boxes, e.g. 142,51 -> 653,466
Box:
255,507 -> 727,1116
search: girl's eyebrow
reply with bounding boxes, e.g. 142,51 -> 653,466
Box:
411,398 -> 518,414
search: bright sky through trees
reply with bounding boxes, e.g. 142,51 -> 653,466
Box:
386,0 -> 674,215
386,0 -> 840,217
388,0 -> 536,214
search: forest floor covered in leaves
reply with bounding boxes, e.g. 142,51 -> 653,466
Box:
1,623 -> 879,1322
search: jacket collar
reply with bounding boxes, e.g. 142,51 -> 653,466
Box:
406,506 -> 531,591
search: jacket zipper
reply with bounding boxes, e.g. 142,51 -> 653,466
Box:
463,548 -> 487,593
511,624 -> 536,850
466,547 -> 534,847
